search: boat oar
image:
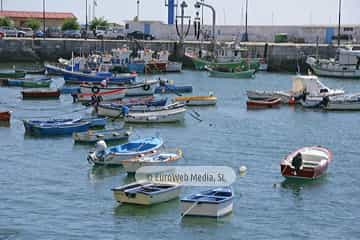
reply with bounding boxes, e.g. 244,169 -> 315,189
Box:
181,201 -> 198,218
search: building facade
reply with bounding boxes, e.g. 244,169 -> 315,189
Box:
0,10 -> 76,28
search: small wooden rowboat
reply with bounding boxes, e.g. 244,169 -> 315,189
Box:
73,88 -> 126,102
87,137 -> 163,165
0,71 -> 25,79
111,181 -> 181,205
174,95 -> 217,106
281,146 -> 332,180
181,187 -> 234,218
21,89 -> 60,99
246,97 -> 281,109
122,148 -> 182,174
73,128 -> 132,143
0,111 -> 11,121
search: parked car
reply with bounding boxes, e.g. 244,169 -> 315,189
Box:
45,27 -> 62,38
127,31 -> 155,40
95,26 -> 125,40
62,30 -> 81,39
18,27 -> 34,37
0,26 -> 26,37
34,30 -> 44,38
80,29 -> 96,39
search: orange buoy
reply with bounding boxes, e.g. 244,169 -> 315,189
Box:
288,97 -> 296,105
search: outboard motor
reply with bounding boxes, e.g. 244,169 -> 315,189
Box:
95,140 -> 107,159
291,153 -> 303,174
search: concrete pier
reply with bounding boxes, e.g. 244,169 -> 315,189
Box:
0,38 -> 358,72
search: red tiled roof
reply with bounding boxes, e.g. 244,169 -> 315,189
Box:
0,10 -> 75,20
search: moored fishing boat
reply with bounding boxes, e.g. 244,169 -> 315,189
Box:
21,89 -> 60,99
73,127 -> 132,144
15,66 -> 45,74
246,90 -> 293,104
95,98 -> 168,118
180,187 -> 234,218
155,82 -> 193,94
63,69 -> 137,84
23,119 -> 92,136
111,181 -> 182,205
207,67 -> 255,79
122,148 -> 182,174
174,94 -> 217,106
166,61 -> 182,72
124,103 -> 186,123
87,137 -> 163,165
0,111 -> 11,122
281,146 -> 332,179
7,77 -> 51,88
322,95 -> 360,111
44,63 -> 67,75
79,80 -> 158,97
0,71 -> 25,79
73,88 -> 126,102
246,97 -> 281,109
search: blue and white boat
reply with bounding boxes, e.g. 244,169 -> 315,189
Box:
23,117 -> 106,136
44,63 -> 67,75
87,137 -> 163,165
111,181 -> 181,205
63,69 -> 137,84
155,84 -> 193,94
23,119 -> 91,136
180,187 -> 234,218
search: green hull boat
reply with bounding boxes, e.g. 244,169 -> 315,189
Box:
189,55 -> 260,71
208,68 -> 256,79
0,71 -> 26,79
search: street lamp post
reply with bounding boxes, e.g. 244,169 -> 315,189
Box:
137,0 -> 140,21
195,1 -> 216,51
43,0 -> 45,39
85,0 -> 88,39
337,0 -> 342,47
244,0 -> 248,42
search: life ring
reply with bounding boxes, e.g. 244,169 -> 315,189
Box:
143,84 -> 151,91
92,86 -> 100,94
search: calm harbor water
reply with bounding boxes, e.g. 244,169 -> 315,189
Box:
0,68 -> 359,239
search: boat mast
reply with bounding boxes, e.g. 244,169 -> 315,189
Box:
337,0 -> 342,47
244,0 -> 248,42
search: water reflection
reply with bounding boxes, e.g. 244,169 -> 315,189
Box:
280,175 -> 328,199
88,165 -> 124,181
113,198 -> 180,217
180,213 -> 232,227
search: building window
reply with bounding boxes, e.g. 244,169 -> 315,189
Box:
344,27 -> 353,32
125,24 -> 129,30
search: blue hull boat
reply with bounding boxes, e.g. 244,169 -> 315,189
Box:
23,119 -> 91,136
180,187 -> 234,218
87,137 -> 164,165
23,117 -> 106,136
155,84 -> 193,94
63,70 -> 137,84
59,86 -> 81,94
44,64 -> 66,75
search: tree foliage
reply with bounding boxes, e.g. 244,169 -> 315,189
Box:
0,17 -> 13,27
61,18 -> 80,31
90,17 -> 109,30
25,18 -> 41,30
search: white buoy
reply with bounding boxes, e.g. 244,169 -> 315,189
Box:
239,166 -> 247,175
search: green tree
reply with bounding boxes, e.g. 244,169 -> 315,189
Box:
61,18 -> 80,31
0,17 -> 13,27
90,17 -> 109,31
25,18 -> 41,30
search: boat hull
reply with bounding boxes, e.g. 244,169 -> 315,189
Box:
181,199 -> 233,217
208,69 -> 255,78
63,70 -> 136,84
124,108 -> 186,123
166,62 -> 182,72
112,184 -> 181,205
0,111 -> 11,121
73,128 -> 131,143
246,98 -> 281,109
174,96 -> 217,106
24,120 -> 91,136
21,90 -> 60,99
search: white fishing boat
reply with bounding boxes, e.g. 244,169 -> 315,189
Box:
122,148 -> 182,174
74,88 -> 126,102
306,47 -> 360,78
299,96 -> 324,108
87,137 -> 163,165
124,103 -> 186,123
158,50 -> 182,72
181,187 -> 233,218
322,94 -> 360,110
73,128 -> 132,143
111,181 -> 182,205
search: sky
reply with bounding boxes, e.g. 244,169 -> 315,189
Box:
3,0 -> 359,26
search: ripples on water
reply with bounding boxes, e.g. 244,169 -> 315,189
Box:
0,69 -> 359,239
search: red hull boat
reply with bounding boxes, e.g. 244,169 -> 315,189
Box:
145,62 -> 167,74
21,89 -> 60,99
0,111 -> 11,121
281,146 -> 332,180
247,97 -> 281,109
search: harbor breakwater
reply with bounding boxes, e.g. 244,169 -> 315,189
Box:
0,38 -> 356,72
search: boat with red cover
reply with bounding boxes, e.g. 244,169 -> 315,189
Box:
21,89 -> 60,99
281,146 -> 332,180
246,97 -> 281,108
0,111 -> 11,121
